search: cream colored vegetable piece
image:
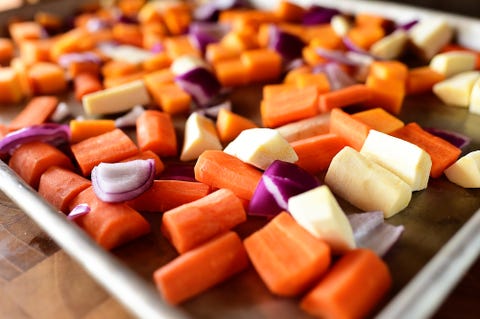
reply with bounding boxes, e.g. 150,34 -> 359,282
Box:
170,55 -> 211,76
180,112 -> 223,161
370,30 -> 409,60
99,44 -> 154,65
429,51 -> 476,78
408,18 -> 453,61
468,77 -> 480,115
444,151 -> 480,188
433,71 -> 480,107
224,128 -> 298,170
288,185 -> 355,254
325,146 -> 412,218
331,15 -> 352,37
360,130 -> 432,191
82,80 -> 151,115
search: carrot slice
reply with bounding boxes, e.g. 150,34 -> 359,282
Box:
69,119 -> 116,144
244,212 -> 331,297
216,108 -> 258,144
73,72 -> 103,100
27,62 -> 67,95
161,188 -> 246,254
301,249 -> 391,319
391,122 -> 461,178
261,85 -> 319,128
70,128 -> 139,176
406,66 -> 446,95
318,84 -> 372,113
153,231 -> 249,305
0,38 -> 15,64
127,179 -> 210,213
136,110 -> 178,157
38,165 -> 91,213
194,150 -> 262,201
292,133 -> 347,174
9,141 -> 73,189
352,107 -> 404,134
0,67 -> 24,104
69,186 -> 150,250
274,0 -> 306,22
329,108 -> 371,151
241,48 -> 282,84
8,96 -> 58,131
213,57 -> 249,87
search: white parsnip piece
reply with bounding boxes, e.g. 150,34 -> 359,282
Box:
444,151 -> 480,188
288,185 -> 355,254
99,44 -> 154,64
408,18 -> 453,61
429,51 -> 476,78
433,71 -> 480,107
224,128 -> 298,170
82,80 -> 151,115
360,130 -> 432,191
469,77 -> 480,115
180,112 -> 222,161
370,30 -> 409,60
331,15 -> 352,37
325,146 -> 412,218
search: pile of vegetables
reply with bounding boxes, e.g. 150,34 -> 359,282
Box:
0,0 -> 479,318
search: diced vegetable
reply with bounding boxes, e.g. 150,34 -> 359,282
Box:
444,151 -> 480,188
180,112 -> 222,161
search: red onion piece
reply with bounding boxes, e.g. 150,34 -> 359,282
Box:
114,105 -> 145,128
315,47 -> 362,66
302,5 -> 341,25
175,67 -> 222,107
0,123 -> 70,156
249,160 -> 320,217
158,163 -> 196,182
193,0 -> 248,22
424,127 -> 471,149
268,25 -> 306,62
396,19 -> 419,31
314,62 -> 356,91
197,100 -> 232,119
189,22 -> 230,53
91,159 -> 155,203
67,203 -> 90,221
348,211 -> 405,257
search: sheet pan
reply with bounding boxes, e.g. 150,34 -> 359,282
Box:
1,1 -> 480,318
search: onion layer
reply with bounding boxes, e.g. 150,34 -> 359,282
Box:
67,203 -> 90,221
175,67 -> 222,107
91,159 -> 155,203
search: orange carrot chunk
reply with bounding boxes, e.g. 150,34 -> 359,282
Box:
8,96 -> 58,131
352,107 -> 405,134
194,150 -> 262,201
27,62 -> 67,95
69,119 -> 116,144
161,188 -> 246,254
9,141 -> 73,189
0,67 -> 24,104
301,249 -> 392,319
391,122 -> 461,178
292,133 -> 347,174
136,110 -> 178,157
38,165 -> 91,213
127,179 -> 210,213
244,212 -> 331,297
70,128 -> 139,176
406,66 -> 446,95
318,84 -> 372,113
69,186 -> 150,250
73,72 -> 103,100
153,231 -> 249,305
216,108 -> 258,144
329,108 -> 371,151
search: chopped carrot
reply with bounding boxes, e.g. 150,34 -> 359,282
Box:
142,52 -> 172,72
194,150 -> 262,201
27,62 -> 67,95
216,108 -> 258,144
347,25 -> 385,50
301,249 -> 391,319
292,72 -> 331,94
136,110 -> 178,157
0,67 -> 24,104
329,108 -> 371,151
164,35 -> 201,60
73,72 -> 103,100
352,107 -> 404,134
292,133 -> 347,174
68,59 -> 101,78
283,64 -> 312,84
9,21 -> 44,44
221,29 -> 259,52
241,49 -> 282,84
0,124 -> 7,138
146,83 -> 191,115
112,23 -> 143,47
101,60 -> 140,79
18,39 -> 52,66
143,67 -> 175,86
213,57 -> 249,87
302,45 -> 329,66
153,231 -> 249,305
70,128 -> 139,176
305,24 -> 342,46
103,71 -> 149,88
391,122 -> 461,178
205,43 -> 242,65
0,38 -> 15,64
318,84 -> 372,113
274,0 -> 306,22
69,119 -> 116,144
162,3 -> 192,36
121,150 -> 165,177
355,13 -> 392,29
261,84 -> 319,128
127,179 -> 210,213
69,186 -> 150,250
162,188 -> 247,254
262,83 -> 297,100
244,212 -> 331,297
8,96 -> 58,131
38,165 -> 91,213
49,28 -> 95,62
276,113 -> 331,143
10,57 -> 32,98
368,60 -> 408,81
406,66 -> 446,95
9,141 -> 73,189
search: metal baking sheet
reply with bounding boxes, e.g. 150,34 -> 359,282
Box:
1,1 -> 480,318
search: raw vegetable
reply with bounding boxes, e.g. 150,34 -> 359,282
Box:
67,203 -> 91,221
429,51 -> 476,78
69,119 -> 116,143
318,84 -> 371,113
180,112 -> 222,161
91,159 -> 155,203
8,96 -> 59,131
215,108 -> 258,144
423,127 -> 471,149
136,110 -> 178,157
444,150 -> 480,188
432,71 -> 480,107
329,108 -> 371,151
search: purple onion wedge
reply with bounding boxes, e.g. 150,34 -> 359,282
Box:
67,203 -> 90,221
268,25 -> 306,62
175,67 -> 222,107
424,127 -> 471,149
